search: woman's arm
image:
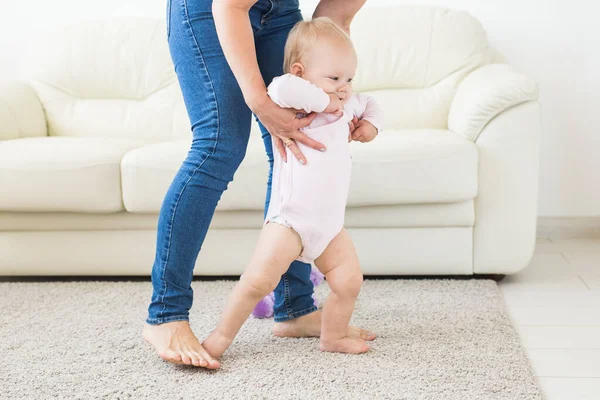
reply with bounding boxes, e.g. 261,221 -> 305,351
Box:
212,0 -> 324,164
312,0 -> 367,34
212,0 -> 266,109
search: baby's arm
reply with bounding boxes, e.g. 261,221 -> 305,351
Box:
346,93 -> 384,143
267,74 -> 342,114
346,93 -> 384,133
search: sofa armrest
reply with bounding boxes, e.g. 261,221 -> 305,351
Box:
0,81 -> 47,140
448,64 -> 538,142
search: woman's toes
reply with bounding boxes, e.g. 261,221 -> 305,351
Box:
194,345 -> 220,369
180,354 -> 192,365
189,353 -> 202,367
158,349 -> 181,364
190,352 -> 208,367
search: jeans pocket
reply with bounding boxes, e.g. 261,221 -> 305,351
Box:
166,0 -> 172,39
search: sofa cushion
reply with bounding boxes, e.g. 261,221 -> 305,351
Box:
0,137 -> 148,212
349,129 -> 478,205
29,18 -> 191,141
121,129 -> 478,212
121,137 -> 270,213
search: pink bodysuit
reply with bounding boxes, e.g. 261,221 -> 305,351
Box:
265,74 -> 384,263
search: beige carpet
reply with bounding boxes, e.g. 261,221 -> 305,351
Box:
0,279 -> 543,399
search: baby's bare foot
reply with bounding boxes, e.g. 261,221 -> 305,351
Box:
202,329 -> 234,360
142,321 -> 220,369
272,310 -> 376,341
320,337 -> 370,354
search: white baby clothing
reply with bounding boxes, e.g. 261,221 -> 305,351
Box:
265,74 -> 384,263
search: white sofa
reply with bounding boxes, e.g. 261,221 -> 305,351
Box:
0,7 -> 540,277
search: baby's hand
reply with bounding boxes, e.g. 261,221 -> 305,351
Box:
324,93 -> 344,116
348,117 -> 378,143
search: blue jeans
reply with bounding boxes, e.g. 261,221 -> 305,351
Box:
146,0 -> 317,325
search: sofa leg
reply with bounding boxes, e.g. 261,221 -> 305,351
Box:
473,274 -> 506,282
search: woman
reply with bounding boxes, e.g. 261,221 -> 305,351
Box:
143,0 -> 374,368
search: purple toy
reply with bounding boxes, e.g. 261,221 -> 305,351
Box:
252,266 -> 325,318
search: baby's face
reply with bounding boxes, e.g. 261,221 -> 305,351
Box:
298,39 -> 357,104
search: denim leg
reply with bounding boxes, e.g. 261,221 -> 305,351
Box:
147,0 -> 253,324
254,3 -> 318,322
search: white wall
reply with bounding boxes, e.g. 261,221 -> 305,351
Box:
1,0 -> 599,218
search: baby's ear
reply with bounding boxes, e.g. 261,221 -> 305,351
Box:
290,62 -> 305,77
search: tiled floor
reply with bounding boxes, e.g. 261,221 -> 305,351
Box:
499,237 -> 600,400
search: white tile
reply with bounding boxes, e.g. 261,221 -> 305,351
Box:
537,237 -> 553,244
506,307 -> 600,326
563,250 -> 600,264
500,289 -> 600,307
535,242 -> 567,254
515,326 -> 600,349
538,377 -> 600,400
562,252 -> 600,290
546,238 -> 600,255
563,251 -> 600,267
550,237 -> 600,246
527,349 -> 600,377
502,237 -> 600,395
581,277 -> 600,291
535,238 -> 600,255
500,253 -> 589,291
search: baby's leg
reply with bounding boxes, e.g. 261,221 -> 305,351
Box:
314,228 -> 368,354
202,222 -> 302,359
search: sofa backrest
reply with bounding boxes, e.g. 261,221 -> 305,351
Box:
352,7 -> 497,130
30,7 -> 497,140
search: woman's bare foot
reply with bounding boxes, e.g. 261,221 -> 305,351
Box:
142,321 -> 220,369
272,310 -> 376,340
320,337 -> 370,354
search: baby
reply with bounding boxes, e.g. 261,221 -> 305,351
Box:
202,17 -> 383,361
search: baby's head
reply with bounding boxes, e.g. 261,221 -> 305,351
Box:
283,17 -> 357,104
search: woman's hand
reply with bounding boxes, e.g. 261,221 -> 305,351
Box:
253,96 -> 325,165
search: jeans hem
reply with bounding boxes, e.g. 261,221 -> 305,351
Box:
273,305 -> 318,323
146,315 -> 190,325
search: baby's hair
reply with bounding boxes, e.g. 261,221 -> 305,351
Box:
283,17 -> 355,73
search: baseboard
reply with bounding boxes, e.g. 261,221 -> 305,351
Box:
537,216 -> 600,239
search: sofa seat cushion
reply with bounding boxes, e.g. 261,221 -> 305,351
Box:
122,129 -> 478,212
349,129 -> 478,205
121,137 -> 270,212
0,137 -> 148,212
